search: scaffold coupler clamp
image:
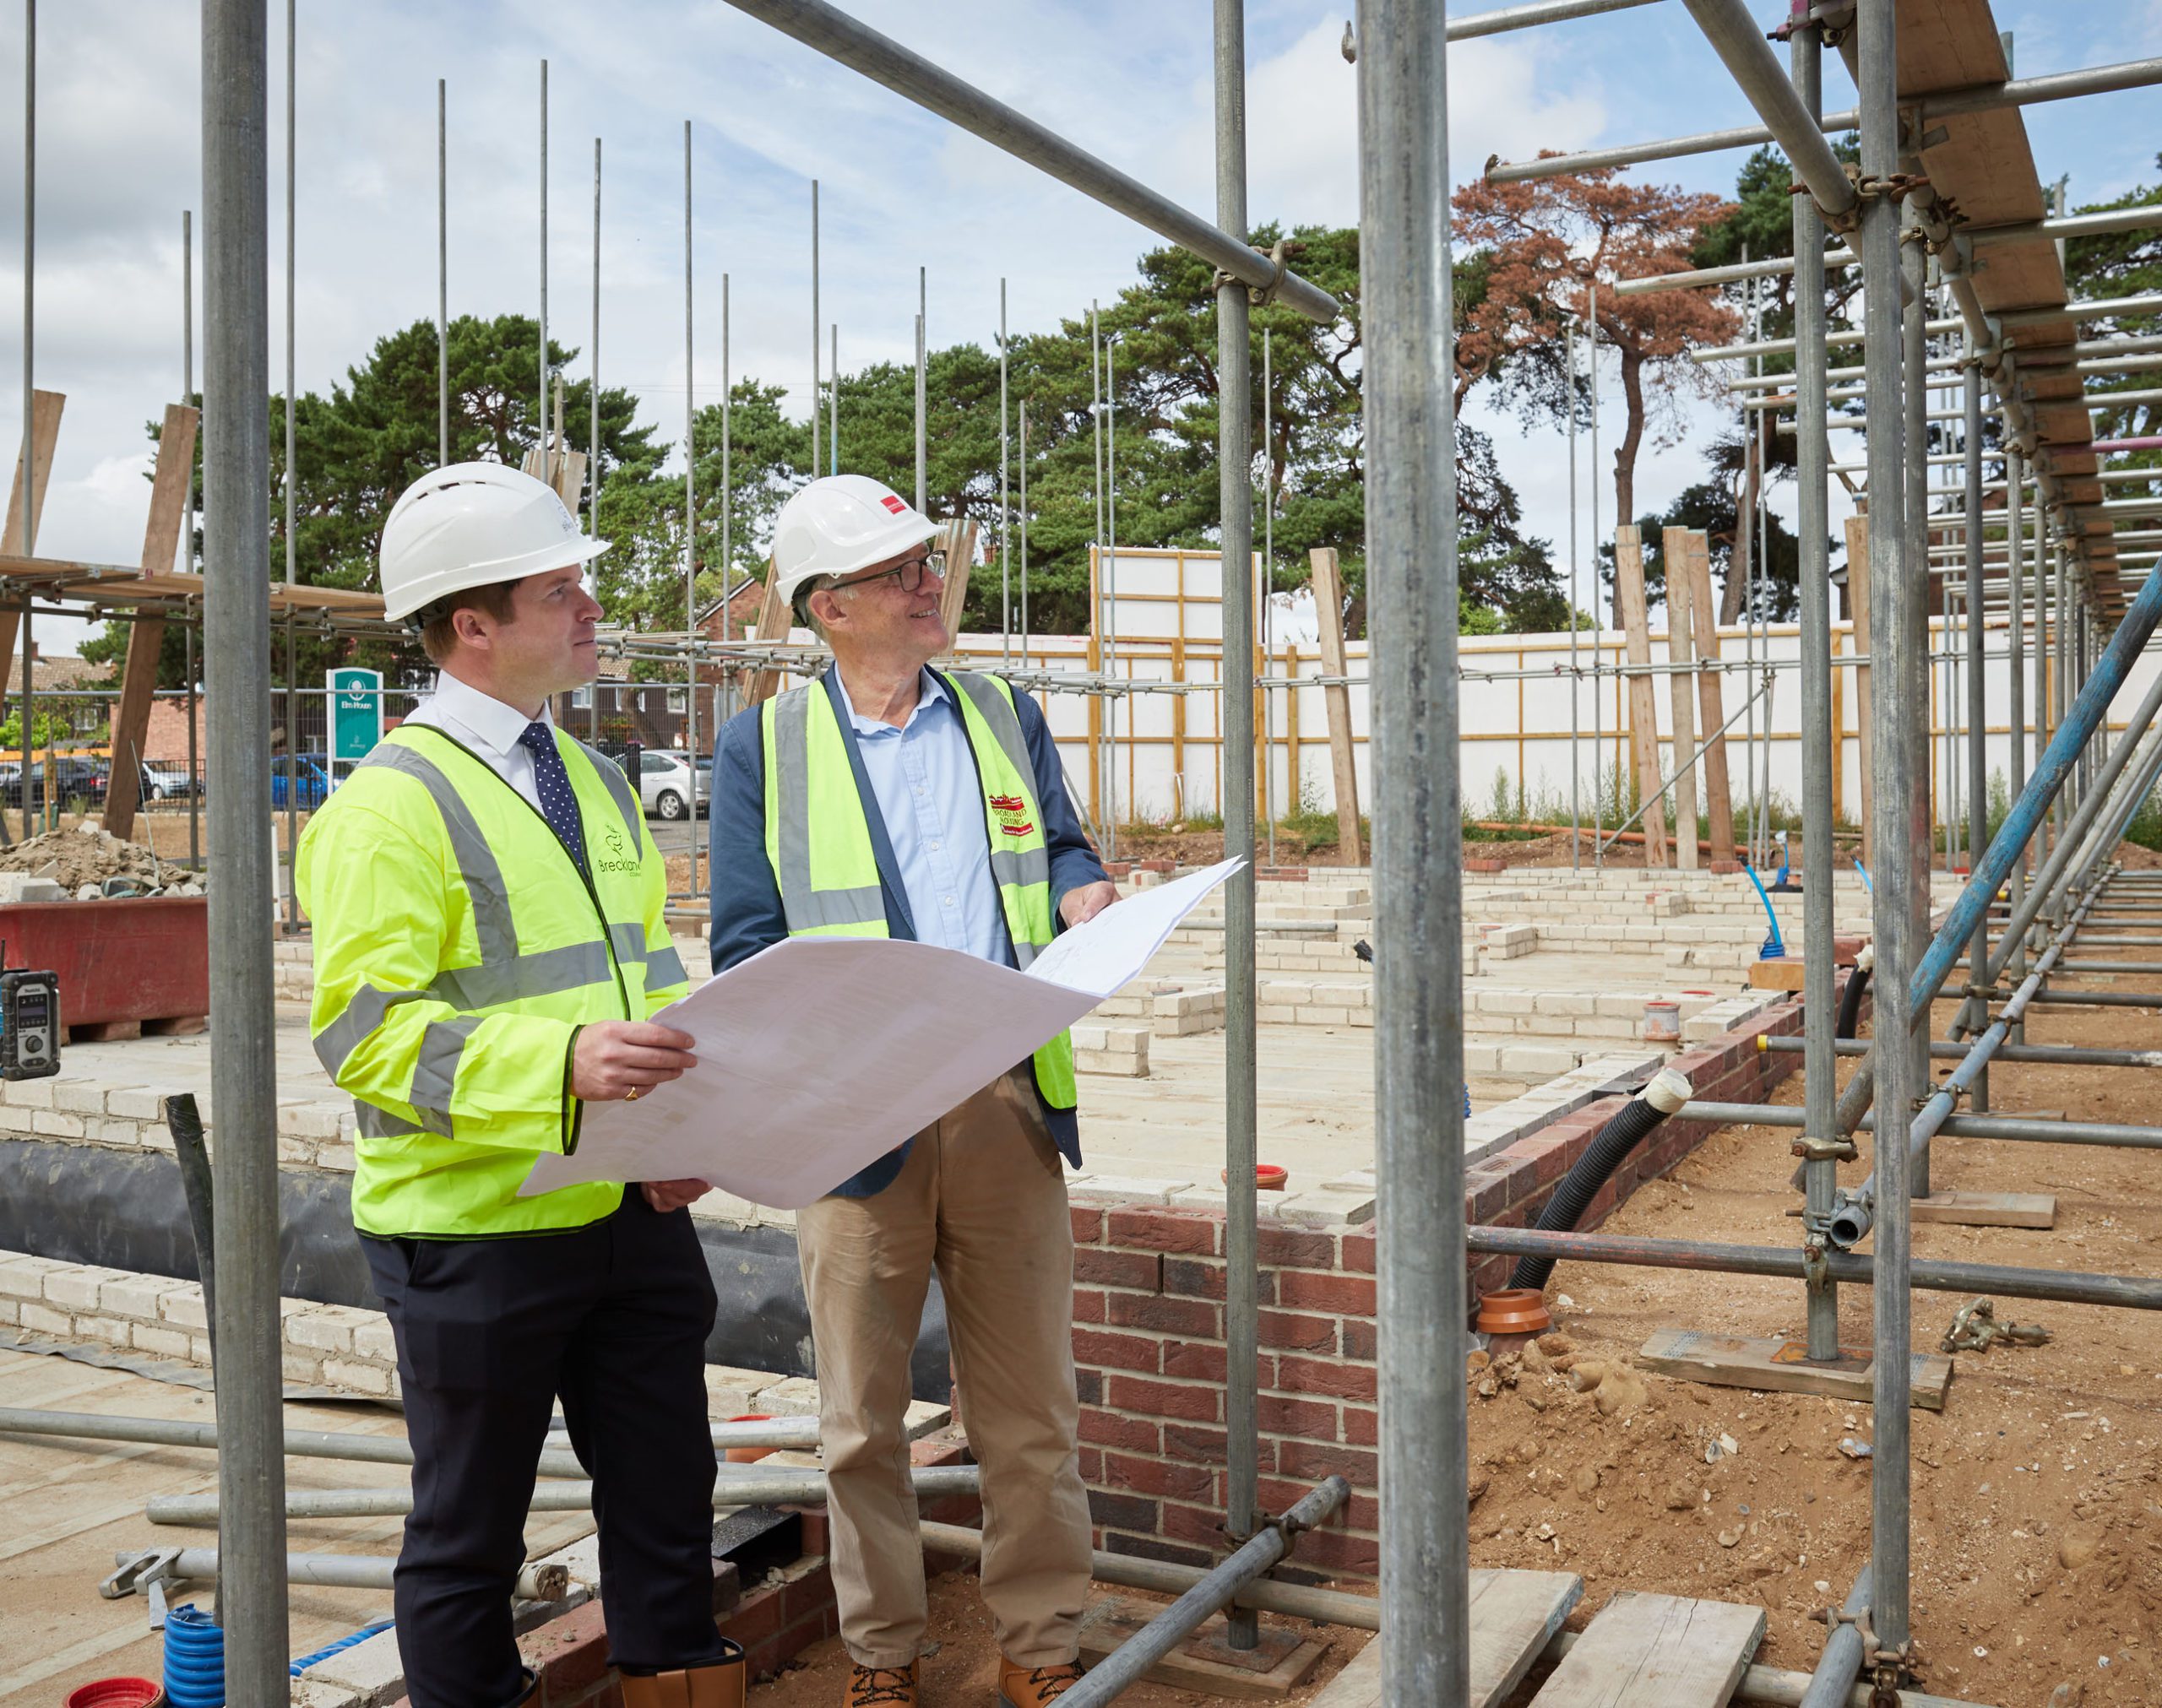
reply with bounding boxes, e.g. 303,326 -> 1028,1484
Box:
1869,1639 -> 1917,1707
100,1546 -> 187,1628
1792,1132 -> 1857,1165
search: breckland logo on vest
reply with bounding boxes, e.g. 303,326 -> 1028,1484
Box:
595,822 -> 641,876
989,793 -> 1035,838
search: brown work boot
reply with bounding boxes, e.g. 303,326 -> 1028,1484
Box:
844,1659 -> 920,1708
619,1644 -> 747,1708
997,1656 -> 1086,1708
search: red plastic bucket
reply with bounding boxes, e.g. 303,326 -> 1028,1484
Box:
66,1682 -> 164,1708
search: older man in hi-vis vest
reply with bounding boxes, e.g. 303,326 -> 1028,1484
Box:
709,475 -> 1116,1708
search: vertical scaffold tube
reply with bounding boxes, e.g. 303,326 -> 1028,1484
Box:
1858,0 -> 1915,1667
1214,0 -> 1261,1655
1358,2 -> 1469,1699
1790,11 -> 1839,1363
2006,449 -> 2027,1032
203,0 -> 291,1691
1964,355 -> 1988,1109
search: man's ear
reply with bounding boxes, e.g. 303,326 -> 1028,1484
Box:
807,587 -> 844,633
450,605 -> 496,652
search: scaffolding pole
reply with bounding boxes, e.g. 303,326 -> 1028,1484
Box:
203,0 -> 291,1689
1360,1 -> 1469,1697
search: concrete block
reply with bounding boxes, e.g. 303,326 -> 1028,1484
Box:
1259,980 -> 1312,1007
99,1274 -> 184,1320
19,1301 -> 72,1336
322,1357 -> 394,1396
0,874 -> 68,903
30,1109 -> 85,1139
316,1143 -> 359,1174
281,1351 -> 325,1385
107,1087 -> 170,1121
752,1375 -> 823,1418
903,1398 -> 954,1440
278,1100 -> 348,1140
43,1264 -> 128,1311
1531,991 -> 1597,1017
1304,1007 -> 1353,1028
1269,1190 -> 1375,1228
72,1314 -> 134,1346
131,1323 -> 194,1359
159,1286 -> 209,1330
286,1309 -> 360,1355
0,1253 -> 66,1298
90,1119 -> 146,1147
1068,1174 -> 1192,1206
0,1104 -> 32,1133
4,1078 -> 56,1109
52,1079 -> 111,1115
1170,1186 -> 1232,1214
301,1624 -> 407,1699
352,1320 -> 399,1364
1076,1049 -> 1149,1078
1498,1044 -> 1577,1079
1461,1042 -> 1502,1075
1478,990 -> 1537,1016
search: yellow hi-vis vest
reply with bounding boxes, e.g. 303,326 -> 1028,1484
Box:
759,670 -> 1078,1114
295,722 -> 689,1238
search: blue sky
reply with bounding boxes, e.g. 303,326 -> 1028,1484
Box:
0,0 -> 2156,648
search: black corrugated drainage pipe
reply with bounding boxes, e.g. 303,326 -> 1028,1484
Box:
1836,942 -> 1874,1039
1477,1068 -> 1694,1336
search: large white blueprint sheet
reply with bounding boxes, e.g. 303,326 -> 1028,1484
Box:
520,859 -> 1241,1208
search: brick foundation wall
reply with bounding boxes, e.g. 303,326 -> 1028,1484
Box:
1066,984 -> 1834,1587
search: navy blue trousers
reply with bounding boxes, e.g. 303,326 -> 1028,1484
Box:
364,1189 -> 724,1708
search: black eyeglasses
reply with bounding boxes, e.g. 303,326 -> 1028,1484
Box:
834,550 -> 946,595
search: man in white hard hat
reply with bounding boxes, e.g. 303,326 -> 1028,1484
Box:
709,474 -> 1116,1708
296,462 -> 742,1708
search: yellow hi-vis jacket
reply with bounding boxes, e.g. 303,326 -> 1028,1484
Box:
294,722 -> 688,1238
758,670 -> 1078,1114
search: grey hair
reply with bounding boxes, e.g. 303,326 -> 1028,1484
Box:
794,574 -> 839,640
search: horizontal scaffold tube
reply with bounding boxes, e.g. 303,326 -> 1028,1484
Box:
1680,1098 -> 2162,1150
146,1465 -> 981,1526
1465,1228 -> 2162,1310
1763,1033 -> 2162,1069
113,1547 -> 569,1601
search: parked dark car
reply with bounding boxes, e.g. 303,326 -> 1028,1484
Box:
1,756 -> 109,811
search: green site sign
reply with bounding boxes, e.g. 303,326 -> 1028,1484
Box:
329,668 -> 383,762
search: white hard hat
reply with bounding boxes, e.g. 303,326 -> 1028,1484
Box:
770,474 -> 940,612
378,461 -> 610,624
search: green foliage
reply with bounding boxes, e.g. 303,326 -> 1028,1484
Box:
0,710 -> 68,750
2067,156 -> 2162,449
1631,471 -> 1812,621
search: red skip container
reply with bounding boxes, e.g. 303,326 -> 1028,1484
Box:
0,897 -> 206,1029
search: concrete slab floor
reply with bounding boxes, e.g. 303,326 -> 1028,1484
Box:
0,1347 -> 595,1705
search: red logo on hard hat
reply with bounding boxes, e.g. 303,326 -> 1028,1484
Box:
881,495 -> 907,514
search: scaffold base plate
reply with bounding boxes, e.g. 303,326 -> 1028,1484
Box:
1078,1597 -> 1325,1699
1637,1329 -> 1953,1411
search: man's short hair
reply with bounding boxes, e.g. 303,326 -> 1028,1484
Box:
416,577 -> 524,664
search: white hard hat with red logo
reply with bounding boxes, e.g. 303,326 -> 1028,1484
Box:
769,474 -> 940,613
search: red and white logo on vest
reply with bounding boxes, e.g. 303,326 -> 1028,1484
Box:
988,793 -> 1035,838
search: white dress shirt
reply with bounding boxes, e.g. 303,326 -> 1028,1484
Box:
398,670 -> 555,812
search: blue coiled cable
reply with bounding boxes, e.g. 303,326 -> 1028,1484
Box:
290,1618 -> 396,1678
162,1603 -> 225,1708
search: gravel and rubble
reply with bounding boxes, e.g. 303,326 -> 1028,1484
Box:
0,822 -> 203,898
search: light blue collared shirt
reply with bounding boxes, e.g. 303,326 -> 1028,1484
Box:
836,669 -> 1010,965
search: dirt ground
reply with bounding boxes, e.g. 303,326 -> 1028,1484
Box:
744,1572 -> 1370,1707
1466,991 -> 2162,1708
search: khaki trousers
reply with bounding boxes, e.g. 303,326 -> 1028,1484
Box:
796,1069 -> 1091,1668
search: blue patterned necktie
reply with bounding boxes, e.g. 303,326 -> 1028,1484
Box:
518,721 -> 589,879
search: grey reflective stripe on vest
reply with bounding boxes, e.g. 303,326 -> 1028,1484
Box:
352,1102 -> 445,1141
950,673 -> 1054,911
410,1016 -> 481,1114
607,923 -> 690,989
429,941 -> 612,1011
566,734 -> 643,843
770,686 -> 887,931
313,982 -> 431,1078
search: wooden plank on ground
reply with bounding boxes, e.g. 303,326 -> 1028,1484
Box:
1662,528 -> 1700,872
1302,1569 -> 1580,1708
1077,1597 -> 1327,1700
1913,1191 -> 2056,1229
1308,547 -> 1363,865
1844,515 -> 1873,865
1528,1590 -> 1763,1708
106,403 -> 200,839
1638,1328 -> 1953,1411
0,388 -> 65,708
1613,525 -> 1668,865
1681,530 -> 1735,865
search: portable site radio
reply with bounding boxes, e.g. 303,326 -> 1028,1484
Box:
0,960 -> 60,1080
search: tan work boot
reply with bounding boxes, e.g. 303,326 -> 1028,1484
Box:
997,1656 -> 1086,1708
844,1659 -> 920,1708
619,1645 -> 748,1708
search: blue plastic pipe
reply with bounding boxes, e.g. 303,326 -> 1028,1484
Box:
163,1603 -> 225,1708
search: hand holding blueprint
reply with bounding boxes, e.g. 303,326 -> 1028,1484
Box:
520,858 -> 1242,1208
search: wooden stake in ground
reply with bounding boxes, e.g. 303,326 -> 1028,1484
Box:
1844,514 -> 1874,866
0,389 -> 65,714
1306,547 -> 1363,866
106,404 -> 202,841
1612,525 -> 1669,865
1681,529 -> 1736,865
1661,527 -> 1700,872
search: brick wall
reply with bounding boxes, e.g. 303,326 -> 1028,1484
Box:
1066,984 -> 1832,1586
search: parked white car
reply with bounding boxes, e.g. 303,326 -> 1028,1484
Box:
635,749 -> 711,821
